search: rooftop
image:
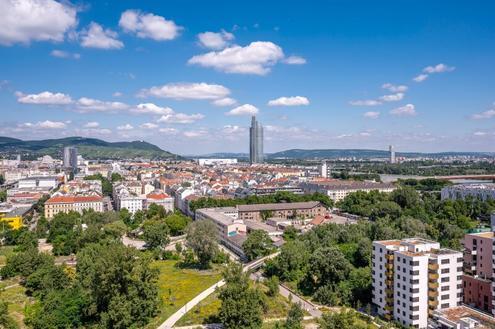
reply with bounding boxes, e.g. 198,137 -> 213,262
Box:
237,201 -> 323,212
46,195 -> 103,204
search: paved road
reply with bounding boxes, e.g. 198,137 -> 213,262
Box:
278,284 -> 322,318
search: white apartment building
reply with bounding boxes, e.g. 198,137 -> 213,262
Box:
302,181 -> 396,202
372,238 -> 462,329
441,184 -> 495,201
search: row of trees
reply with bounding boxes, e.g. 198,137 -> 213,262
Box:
189,191 -> 334,211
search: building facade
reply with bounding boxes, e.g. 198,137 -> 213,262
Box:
249,116 -> 263,164
372,238 -> 462,329
45,195 -> 103,218
301,181 -> 396,202
237,201 -> 327,221
63,146 -> 78,172
441,184 -> 495,201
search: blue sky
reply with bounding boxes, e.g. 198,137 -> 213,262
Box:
1,0 -> 495,154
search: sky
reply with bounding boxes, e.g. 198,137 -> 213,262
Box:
1,0 -> 495,155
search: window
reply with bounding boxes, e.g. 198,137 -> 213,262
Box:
441,259 -> 450,264
441,277 -> 450,283
441,286 -> 450,291
441,268 -> 450,274
441,294 -> 449,300
441,303 -> 449,309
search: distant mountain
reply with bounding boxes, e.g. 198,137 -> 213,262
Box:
268,148 -> 495,159
0,136 -> 177,160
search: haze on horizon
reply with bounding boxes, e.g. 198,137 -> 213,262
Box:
0,0 -> 494,154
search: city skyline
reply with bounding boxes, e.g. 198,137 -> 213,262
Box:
249,116 -> 264,163
1,1 -> 495,154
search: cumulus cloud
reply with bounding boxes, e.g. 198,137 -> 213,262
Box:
0,0 -> 77,46
413,63 -> 455,83
379,93 -> 404,102
139,82 -> 230,100
382,83 -> 408,93
16,91 -> 73,105
131,103 -> 174,115
159,127 -> 178,135
157,113 -> 205,124
363,111 -> 380,119
117,124 -> 134,130
83,121 -> 99,128
119,10 -> 182,41
80,22 -> 123,49
197,30 -> 234,49
211,97 -> 237,107
349,99 -> 382,106
390,104 -> 416,116
76,97 -> 129,112
188,41 -> 285,75
50,49 -> 80,59
283,55 -> 306,65
139,122 -> 158,129
226,104 -> 259,116
20,120 -> 66,129
268,96 -> 309,107
222,125 -> 247,134
471,108 -> 495,120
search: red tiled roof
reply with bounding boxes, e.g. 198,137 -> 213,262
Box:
46,195 -> 102,204
146,193 -> 170,200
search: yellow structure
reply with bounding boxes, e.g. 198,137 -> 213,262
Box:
0,215 -> 23,230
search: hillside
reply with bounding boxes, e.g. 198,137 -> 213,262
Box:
0,136 -> 177,160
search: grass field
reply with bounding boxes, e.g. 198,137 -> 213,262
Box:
176,281 -> 292,327
0,278 -> 33,329
145,260 -> 223,329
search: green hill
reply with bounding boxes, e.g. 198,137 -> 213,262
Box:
0,136 -> 177,160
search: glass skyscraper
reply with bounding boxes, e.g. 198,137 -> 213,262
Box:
249,116 -> 264,164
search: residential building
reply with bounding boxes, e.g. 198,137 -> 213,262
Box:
301,180 -> 396,202
197,158 -> 238,166
441,184 -> 495,201
372,238 -> 462,329
44,195 -> 103,219
249,116 -> 264,164
145,191 -> 174,212
429,305 -> 495,329
237,201 -> 327,221
462,231 -> 493,313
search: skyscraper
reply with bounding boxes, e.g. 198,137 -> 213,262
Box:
249,116 -> 263,164
389,145 -> 396,164
63,146 -> 78,173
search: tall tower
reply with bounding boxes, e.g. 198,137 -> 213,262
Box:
63,146 -> 78,173
389,145 -> 396,164
249,116 -> 264,164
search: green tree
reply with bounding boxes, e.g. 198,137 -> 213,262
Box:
186,220 -> 219,268
266,275 -> 279,297
165,213 -> 190,236
284,303 -> 304,329
243,230 -> 273,261
142,220 -> 170,250
218,263 -> 264,329
0,300 -> 18,329
282,226 -> 298,241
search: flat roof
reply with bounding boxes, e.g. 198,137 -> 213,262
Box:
237,201 -> 323,212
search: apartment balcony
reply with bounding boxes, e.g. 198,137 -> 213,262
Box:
386,297 -> 393,304
386,279 -> 393,287
384,313 -> 392,321
428,290 -> 438,298
386,271 -> 393,278
428,263 -> 439,271
385,287 -> 393,294
471,249 -> 477,256
429,281 -> 439,289
428,299 -> 439,308
385,263 -> 394,270
385,254 -> 394,261
429,273 -> 439,280
384,304 -> 393,311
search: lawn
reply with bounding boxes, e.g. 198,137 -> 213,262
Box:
177,281 -> 292,327
145,260 -> 223,329
0,279 -> 34,329
0,245 -> 16,267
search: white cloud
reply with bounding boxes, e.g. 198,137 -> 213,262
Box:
363,111 -> 380,119
20,120 -> 66,129
119,9 -> 182,41
183,130 -> 207,138
382,83 -> 408,93
188,41 -> 285,75
80,22 -> 123,49
17,91 -> 72,105
117,124 -> 134,131
112,92 -> 123,97
197,30 -> 234,50
424,63 -> 455,74
413,74 -> 429,82
226,104 -> 259,116
84,121 -> 99,128
471,109 -> 495,120
211,97 -> 237,107
76,97 -> 129,112
139,82 -> 230,100
268,96 -> 309,107
349,99 -> 382,106
473,131 -> 488,136
139,122 -> 158,129
50,49 -> 80,59
283,55 -> 306,65
379,93 -> 404,102
131,103 -> 174,115
390,104 -> 416,116
159,127 -> 178,135
414,63 -> 455,83
157,113 -> 205,124
0,0 -> 77,46
222,125 -> 246,134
